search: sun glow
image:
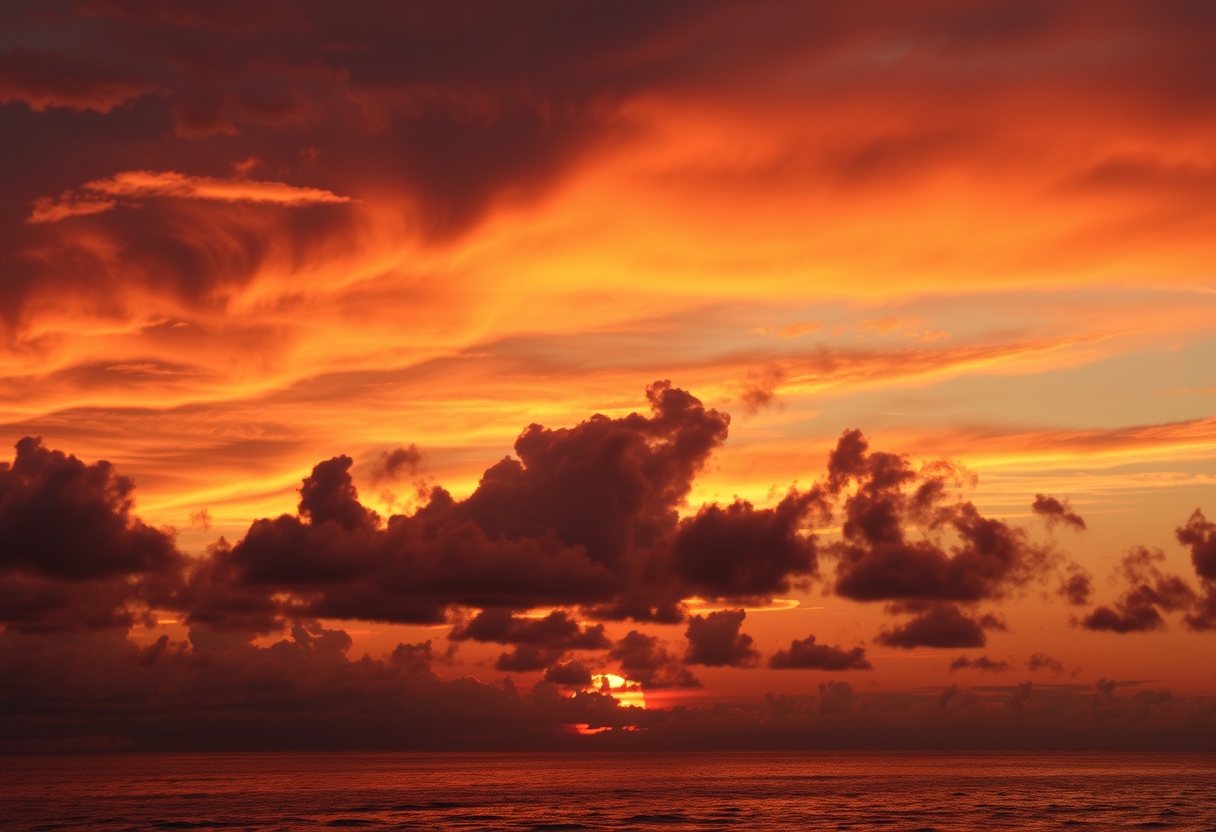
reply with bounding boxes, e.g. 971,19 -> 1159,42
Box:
590,674 -> 647,709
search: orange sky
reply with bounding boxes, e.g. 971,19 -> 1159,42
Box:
0,1 -> 1213,749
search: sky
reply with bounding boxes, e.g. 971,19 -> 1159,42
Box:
1,0 -> 1214,751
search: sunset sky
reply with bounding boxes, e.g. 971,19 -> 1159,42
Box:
1,0 -> 1213,750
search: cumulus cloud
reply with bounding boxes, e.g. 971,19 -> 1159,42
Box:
769,634 -> 871,670
876,603 -> 1006,649
683,609 -> 759,667
825,430 -> 1054,604
0,437 -> 184,632
1079,546 -> 1196,633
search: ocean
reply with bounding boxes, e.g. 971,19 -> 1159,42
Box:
2,752 -> 1214,831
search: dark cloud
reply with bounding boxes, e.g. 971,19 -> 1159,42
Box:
825,430 -> 1055,604
1032,494 -> 1087,531
1176,508 -> 1216,630
543,659 -> 594,688
1078,546 -> 1196,633
182,382 -> 729,628
2,624 -> 1213,752
769,635 -> 871,671
450,609 -> 610,674
370,444 -> 422,486
450,609 -> 610,651
389,640 -> 442,675
683,609 -> 759,668
607,630 -> 701,689
949,655 -> 1010,672
0,48 -> 157,113
1177,509 -> 1216,581
876,603 -> 1005,649
458,380 -> 729,569
670,489 -> 824,600
0,437 -> 184,632
1026,653 -> 1064,674
1057,563 -> 1094,605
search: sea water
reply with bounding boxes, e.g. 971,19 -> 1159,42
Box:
2,752 -> 1214,831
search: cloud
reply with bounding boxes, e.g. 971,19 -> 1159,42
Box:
776,321 -> 821,338
1057,563 -> 1094,606
2,624 -> 1213,752
738,364 -> 788,413
683,609 -> 759,667
1176,508 -> 1216,631
769,635 -> 871,670
370,444 -> 422,485
543,659 -> 594,688
0,437 -> 183,632
1078,546 -> 1196,633
669,489 -> 824,600
876,604 -> 1006,649
949,655 -> 1010,672
1027,653 -> 1064,674
450,609 -> 610,651
0,48 -> 156,112
28,170 -> 351,223
825,430 -> 1055,603
1032,494 -> 1087,531
607,630 -> 701,689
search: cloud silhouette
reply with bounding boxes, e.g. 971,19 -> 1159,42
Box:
769,635 -> 871,670
683,609 -> 759,667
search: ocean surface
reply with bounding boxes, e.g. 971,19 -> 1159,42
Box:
2,752 -> 1214,831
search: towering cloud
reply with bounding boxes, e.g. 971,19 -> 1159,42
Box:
0,438 -> 183,632
683,609 -> 760,668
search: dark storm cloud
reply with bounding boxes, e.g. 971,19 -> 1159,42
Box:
1078,546 -> 1196,633
949,655 -> 1011,672
0,437 -> 183,632
876,603 -> 1005,649
607,630 -> 701,689
769,635 -> 871,671
1032,494 -> 1087,531
683,609 -> 759,668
